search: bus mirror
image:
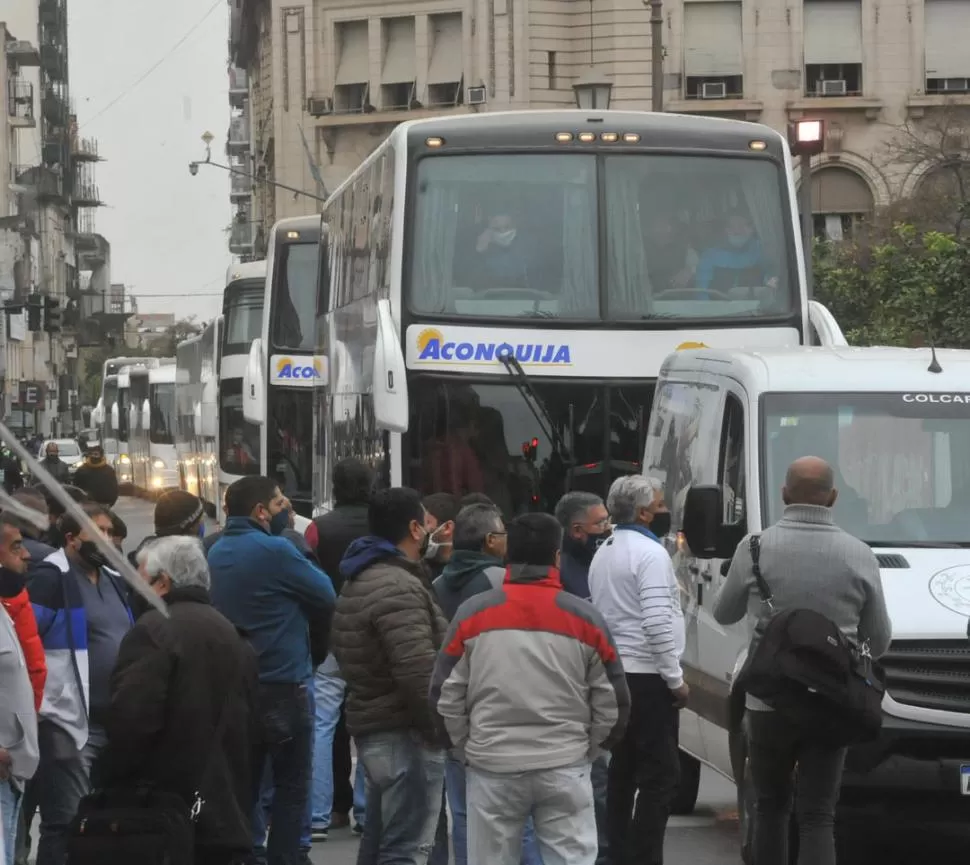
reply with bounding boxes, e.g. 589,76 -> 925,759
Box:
200,402 -> 216,438
682,485 -> 723,558
141,400 -> 151,432
110,403 -> 119,432
243,337 -> 266,426
373,299 -> 409,433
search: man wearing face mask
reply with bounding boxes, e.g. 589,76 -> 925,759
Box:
421,493 -> 458,583
475,213 -> 533,288
208,476 -> 335,865
27,504 -> 133,865
71,446 -> 118,509
588,476 -> 685,865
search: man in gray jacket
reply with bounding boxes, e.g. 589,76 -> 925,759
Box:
0,514 -> 40,862
714,456 -> 891,865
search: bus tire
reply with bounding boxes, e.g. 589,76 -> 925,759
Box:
671,751 -> 701,815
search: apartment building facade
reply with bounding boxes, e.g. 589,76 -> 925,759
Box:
226,0 -> 970,257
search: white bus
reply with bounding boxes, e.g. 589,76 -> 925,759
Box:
220,262 -> 264,509
109,359 -> 159,488
127,362 -> 178,494
91,356 -> 154,471
175,335 -> 202,497
311,110 -> 846,513
242,216 -> 322,523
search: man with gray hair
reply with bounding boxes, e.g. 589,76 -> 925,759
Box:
588,474 -> 686,865
99,536 -> 259,865
555,492 -> 610,602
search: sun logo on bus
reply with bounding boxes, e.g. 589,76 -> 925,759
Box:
416,328 -> 444,355
274,357 -> 324,380
676,341 -> 709,351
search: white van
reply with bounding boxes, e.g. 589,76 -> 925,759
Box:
643,345 -> 970,857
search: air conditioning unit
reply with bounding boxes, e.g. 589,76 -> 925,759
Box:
467,85 -> 487,106
701,81 -> 727,99
307,96 -> 333,116
942,78 -> 970,93
820,79 -> 847,96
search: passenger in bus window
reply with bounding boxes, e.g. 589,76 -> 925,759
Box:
225,427 -> 256,470
475,213 -> 533,288
641,213 -> 698,294
694,212 -> 778,297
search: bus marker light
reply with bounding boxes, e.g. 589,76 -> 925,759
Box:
749,140 -> 768,151
578,132 -> 596,143
286,231 -> 300,239
555,132 -> 573,142
623,133 -> 641,143
426,137 -> 445,147
601,132 -> 619,143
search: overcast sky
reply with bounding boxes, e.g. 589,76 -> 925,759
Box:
68,0 -> 230,323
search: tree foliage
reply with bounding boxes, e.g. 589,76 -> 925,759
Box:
814,226 -> 970,348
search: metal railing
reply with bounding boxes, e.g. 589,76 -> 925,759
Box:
73,181 -> 101,205
72,137 -> 99,160
8,78 -> 35,122
230,170 -> 252,197
229,220 -> 254,253
227,114 -> 250,150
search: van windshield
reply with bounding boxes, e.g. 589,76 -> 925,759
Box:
762,391 -> 970,547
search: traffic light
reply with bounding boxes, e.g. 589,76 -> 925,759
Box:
43,296 -> 62,333
26,295 -> 42,332
521,437 -> 540,463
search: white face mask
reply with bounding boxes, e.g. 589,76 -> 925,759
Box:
424,527 -> 452,561
493,229 -> 517,247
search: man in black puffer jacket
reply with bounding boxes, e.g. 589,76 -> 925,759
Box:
101,536 -> 259,865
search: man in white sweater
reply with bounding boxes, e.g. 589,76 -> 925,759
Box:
588,475 -> 686,865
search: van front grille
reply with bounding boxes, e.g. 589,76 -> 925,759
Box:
881,641 -> 970,714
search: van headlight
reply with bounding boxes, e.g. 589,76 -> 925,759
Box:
118,454 -> 130,465
152,458 -> 166,469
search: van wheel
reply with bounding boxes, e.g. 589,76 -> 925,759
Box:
671,752 -> 701,815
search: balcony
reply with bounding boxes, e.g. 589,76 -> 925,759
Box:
229,66 -> 248,108
40,43 -> 66,81
229,168 -> 252,201
71,136 -> 100,161
10,164 -> 63,200
42,89 -> 67,126
72,180 -> 102,207
7,40 -> 40,67
227,114 -> 250,154
229,219 -> 254,255
7,78 -> 35,128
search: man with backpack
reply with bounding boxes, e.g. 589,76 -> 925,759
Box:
714,456 -> 891,865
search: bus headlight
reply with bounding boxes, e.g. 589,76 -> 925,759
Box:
152,476 -> 164,488
118,454 -> 131,465
152,458 -> 166,469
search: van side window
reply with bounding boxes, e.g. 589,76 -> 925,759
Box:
719,393 -> 745,525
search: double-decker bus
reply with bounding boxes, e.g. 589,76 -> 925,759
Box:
175,335 -> 202,497
242,216 -> 323,521
127,362 -> 178,494
91,356 -> 153,469
312,110 -> 846,513
220,262 -> 264,508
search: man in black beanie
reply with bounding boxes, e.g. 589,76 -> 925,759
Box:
128,490 -> 206,566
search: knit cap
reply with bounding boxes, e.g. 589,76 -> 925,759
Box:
154,490 -> 204,536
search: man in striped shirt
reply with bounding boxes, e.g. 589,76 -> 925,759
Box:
588,475 -> 687,865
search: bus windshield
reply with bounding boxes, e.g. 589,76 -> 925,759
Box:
269,389 -> 313,502
219,380 -> 259,475
762,392 -> 970,547
149,383 -> 175,445
273,242 -> 318,351
406,377 -> 651,514
224,280 -> 264,350
409,153 -> 794,321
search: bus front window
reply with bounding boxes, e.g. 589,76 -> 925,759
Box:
273,243 -> 319,350
149,383 -> 175,445
224,280 -> 264,351
605,155 -> 794,319
409,154 -> 598,319
269,389 -> 313,502
219,381 -> 259,475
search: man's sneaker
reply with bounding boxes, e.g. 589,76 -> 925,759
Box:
329,812 -> 350,830
310,827 -> 329,842
352,823 -> 364,836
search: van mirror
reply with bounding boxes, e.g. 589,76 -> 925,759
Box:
682,485 -> 745,559
372,299 -> 409,433
243,338 -> 266,426
141,400 -> 151,432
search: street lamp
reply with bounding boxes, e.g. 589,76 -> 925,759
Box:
788,118 -> 826,298
573,68 -> 613,110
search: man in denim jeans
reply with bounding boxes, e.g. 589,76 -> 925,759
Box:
210,476 -> 336,865
331,488 -> 449,865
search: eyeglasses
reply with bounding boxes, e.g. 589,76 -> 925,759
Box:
487,531 -> 507,537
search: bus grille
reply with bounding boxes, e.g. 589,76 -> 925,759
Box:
881,641 -> 970,714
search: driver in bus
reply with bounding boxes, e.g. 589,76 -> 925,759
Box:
695,212 -> 778,297
475,212 -> 533,288
225,428 -> 256,469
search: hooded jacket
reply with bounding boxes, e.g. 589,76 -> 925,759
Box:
430,564 -> 630,774
432,550 -> 505,621
208,517 -> 335,684
331,537 -> 449,740
72,459 -> 119,507
101,585 -> 259,858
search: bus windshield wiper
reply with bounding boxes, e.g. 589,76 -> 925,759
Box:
498,354 -> 571,462
867,540 -> 970,549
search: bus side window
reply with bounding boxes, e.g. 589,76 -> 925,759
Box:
718,393 -> 745,525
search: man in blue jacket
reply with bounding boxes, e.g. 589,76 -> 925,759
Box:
209,476 -> 336,865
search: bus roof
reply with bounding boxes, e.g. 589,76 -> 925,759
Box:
226,260 -> 266,283
661,346 -> 970,393
149,364 -> 177,384
396,109 -> 787,154
269,214 -> 320,237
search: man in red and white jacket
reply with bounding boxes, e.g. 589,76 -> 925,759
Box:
430,512 -> 630,865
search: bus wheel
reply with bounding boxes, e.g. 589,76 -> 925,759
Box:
671,751 -> 701,815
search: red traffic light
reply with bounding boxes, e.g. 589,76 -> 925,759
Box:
531,438 -> 538,449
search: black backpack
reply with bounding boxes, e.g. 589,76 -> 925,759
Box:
738,535 -> 886,747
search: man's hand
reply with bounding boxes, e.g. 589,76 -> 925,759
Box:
670,682 -> 690,709
0,747 -> 11,781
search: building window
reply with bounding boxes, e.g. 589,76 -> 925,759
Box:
548,51 -> 557,90
333,20 -> 370,113
807,167 -> 873,241
803,0 -> 863,96
427,13 -> 463,107
925,0 -> 970,93
683,2 -> 743,100
380,17 -> 416,111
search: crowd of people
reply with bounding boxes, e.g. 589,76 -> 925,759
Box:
0,452 -> 890,865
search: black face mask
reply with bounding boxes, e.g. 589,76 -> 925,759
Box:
582,530 -> 610,557
78,540 -> 109,571
650,512 -> 672,538
0,566 -> 25,598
